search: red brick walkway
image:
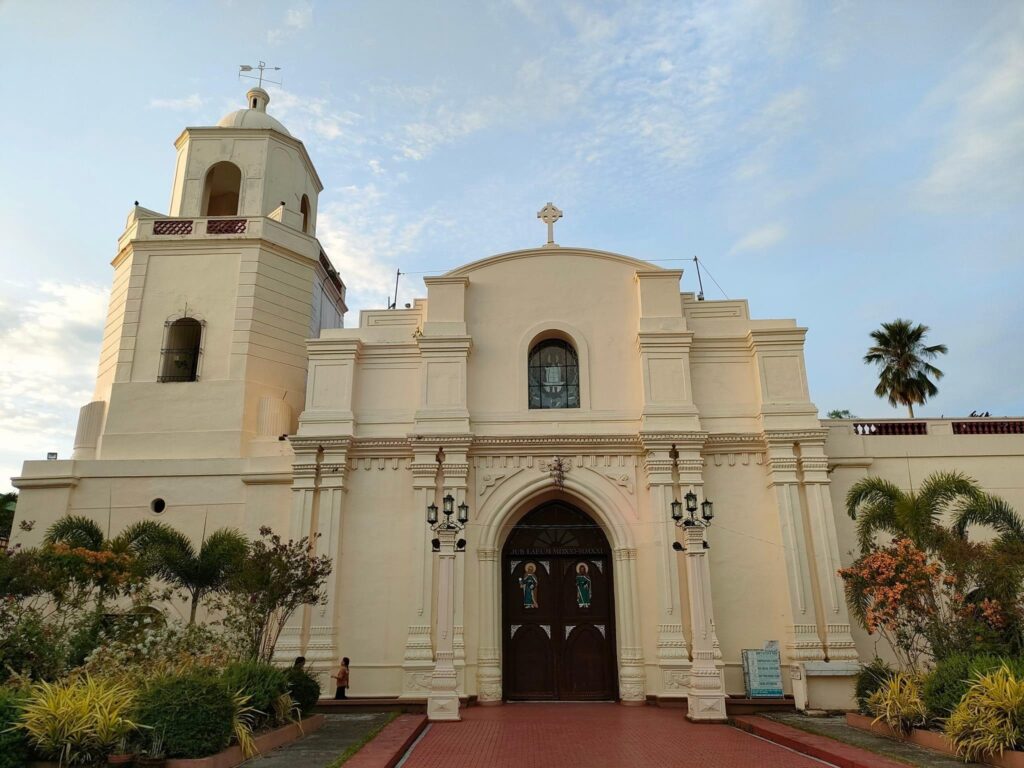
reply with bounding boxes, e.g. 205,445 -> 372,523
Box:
399,704 -> 831,767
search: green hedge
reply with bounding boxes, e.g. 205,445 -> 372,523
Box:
221,661 -> 289,725
924,654 -> 1024,721
284,668 -> 321,716
0,687 -> 29,768
136,672 -> 234,759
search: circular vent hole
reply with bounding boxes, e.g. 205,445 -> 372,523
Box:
150,498 -> 166,514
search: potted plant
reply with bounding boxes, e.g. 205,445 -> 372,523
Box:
134,730 -> 166,768
107,734 -> 136,766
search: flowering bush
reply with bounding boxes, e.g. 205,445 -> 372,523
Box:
220,528 -> 332,662
82,619 -> 237,687
839,538 -> 1020,668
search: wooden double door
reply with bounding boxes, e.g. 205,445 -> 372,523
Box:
502,502 -> 617,700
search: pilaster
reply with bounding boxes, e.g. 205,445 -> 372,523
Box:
799,442 -> 859,661
401,448 -> 441,698
613,546 -> 646,704
640,433 -> 693,697
476,546 -> 503,704
764,434 -> 826,662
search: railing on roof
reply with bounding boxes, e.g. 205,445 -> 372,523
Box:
852,422 -> 928,436
953,420 -> 1024,435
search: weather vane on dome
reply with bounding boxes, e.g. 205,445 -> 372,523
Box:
239,61 -> 283,89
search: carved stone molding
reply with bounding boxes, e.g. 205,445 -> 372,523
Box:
477,547 -> 498,561
584,466 -> 635,495
702,433 -> 764,454
763,429 -> 829,445
709,452 -> 765,468
477,467 -> 524,502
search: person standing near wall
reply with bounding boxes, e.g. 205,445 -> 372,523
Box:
333,657 -> 350,699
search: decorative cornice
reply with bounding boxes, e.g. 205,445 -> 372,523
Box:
288,436 -> 353,451
471,434 -> 643,453
702,433 -> 766,454
763,429 -> 829,444
241,472 -> 292,485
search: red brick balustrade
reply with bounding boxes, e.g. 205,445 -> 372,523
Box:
853,422 -> 928,436
953,420 -> 1024,434
153,220 -> 193,235
206,218 -> 247,234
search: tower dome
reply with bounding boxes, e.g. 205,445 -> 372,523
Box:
216,87 -> 291,135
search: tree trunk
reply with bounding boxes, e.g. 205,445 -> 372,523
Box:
907,403 -> 915,418
189,595 -> 199,625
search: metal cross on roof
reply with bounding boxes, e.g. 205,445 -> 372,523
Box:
537,202 -> 563,246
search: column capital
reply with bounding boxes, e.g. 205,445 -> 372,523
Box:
477,547 -> 498,561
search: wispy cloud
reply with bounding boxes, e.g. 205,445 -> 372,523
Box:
0,281 -> 107,489
149,94 -> 205,111
729,223 -> 788,254
915,8 -> 1024,212
268,1 -> 313,45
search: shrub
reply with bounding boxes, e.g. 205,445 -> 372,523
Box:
136,673 -> 234,759
923,653 -> 1007,721
855,657 -> 895,715
867,672 -> 927,735
16,675 -> 138,765
0,687 -> 29,768
221,661 -> 288,726
285,667 -> 321,716
945,664 -> 1024,761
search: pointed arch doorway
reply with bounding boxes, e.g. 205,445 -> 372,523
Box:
502,501 -> 618,700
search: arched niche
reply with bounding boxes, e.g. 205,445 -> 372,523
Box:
202,161 -> 242,216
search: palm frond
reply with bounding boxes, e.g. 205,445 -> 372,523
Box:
954,494 -> 1024,545
846,476 -> 904,520
43,515 -> 105,550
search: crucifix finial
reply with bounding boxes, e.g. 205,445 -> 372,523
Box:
537,202 -> 563,247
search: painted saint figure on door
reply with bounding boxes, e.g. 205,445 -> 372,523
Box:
575,563 -> 592,608
519,562 -> 539,609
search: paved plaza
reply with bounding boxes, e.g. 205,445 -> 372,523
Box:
399,704 -> 829,768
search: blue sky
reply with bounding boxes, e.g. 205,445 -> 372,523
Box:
1,1 -> 1022,489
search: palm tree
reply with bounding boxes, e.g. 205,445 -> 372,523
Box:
864,319 -> 947,417
142,525 -> 248,624
845,470 -> 981,553
44,516 -> 247,623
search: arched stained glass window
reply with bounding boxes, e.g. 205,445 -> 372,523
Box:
528,339 -> 580,409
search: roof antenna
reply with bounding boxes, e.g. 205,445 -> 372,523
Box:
239,61 -> 283,89
692,256 -> 705,301
388,269 -> 402,309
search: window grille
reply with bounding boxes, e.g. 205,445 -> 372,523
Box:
528,339 -> 580,409
158,318 -> 203,382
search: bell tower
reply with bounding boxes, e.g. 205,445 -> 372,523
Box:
72,88 -> 346,461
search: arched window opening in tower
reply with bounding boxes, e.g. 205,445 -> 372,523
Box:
202,161 -> 242,216
159,318 -> 203,382
301,194 -> 311,233
528,338 -> 580,409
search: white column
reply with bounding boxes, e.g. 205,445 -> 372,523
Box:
443,458 -> 470,688
683,525 -> 728,721
476,547 -> 502,704
427,528 -> 461,721
613,546 -> 646,704
800,449 -> 859,661
400,458 -> 439,698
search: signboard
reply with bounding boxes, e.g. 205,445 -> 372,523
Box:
742,647 -> 784,698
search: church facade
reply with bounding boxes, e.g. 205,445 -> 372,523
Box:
13,89 -> 1024,716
